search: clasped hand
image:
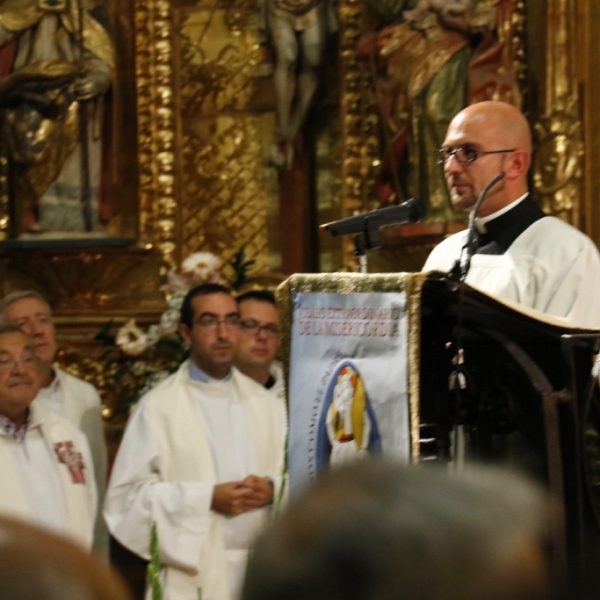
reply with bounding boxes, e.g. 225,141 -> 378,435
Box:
211,476 -> 274,517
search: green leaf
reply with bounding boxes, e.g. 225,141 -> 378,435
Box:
228,247 -> 257,290
94,320 -> 116,345
148,522 -> 163,600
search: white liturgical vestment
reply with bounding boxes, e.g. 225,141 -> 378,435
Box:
104,361 -> 287,600
423,211 -> 600,328
0,401 -> 97,550
268,360 -> 286,403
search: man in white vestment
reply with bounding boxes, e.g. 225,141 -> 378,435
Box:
423,101 -> 600,328
0,325 -> 97,550
0,290 -> 108,556
235,290 -> 285,402
105,283 -> 287,600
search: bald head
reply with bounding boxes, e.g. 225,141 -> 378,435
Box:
455,102 -> 532,154
443,101 -> 532,217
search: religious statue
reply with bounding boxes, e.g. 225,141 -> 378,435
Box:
358,0 -> 520,221
262,0 -> 337,170
0,0 -> 115,237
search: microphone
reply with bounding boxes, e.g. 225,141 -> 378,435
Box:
450,171 -> 506,281
320,198 -> 426,239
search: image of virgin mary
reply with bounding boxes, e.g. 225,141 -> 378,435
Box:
315,360 -> 381,471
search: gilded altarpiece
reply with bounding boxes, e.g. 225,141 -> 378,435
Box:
0,0 -> 597,451
173,1 -> 280,273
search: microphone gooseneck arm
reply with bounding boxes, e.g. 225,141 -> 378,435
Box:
449,171 -> 506,282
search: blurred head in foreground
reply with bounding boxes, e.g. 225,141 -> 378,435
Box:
242,460 -> 555,600
0,516 -> 130,600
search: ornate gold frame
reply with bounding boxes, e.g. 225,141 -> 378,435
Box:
532,0 -> 583,228
134,0 -> 178,269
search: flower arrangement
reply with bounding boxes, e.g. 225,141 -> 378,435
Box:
96,249 -> 256,407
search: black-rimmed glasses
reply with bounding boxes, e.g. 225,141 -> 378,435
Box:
434,147 -> 515,165
239,319 -> 281,338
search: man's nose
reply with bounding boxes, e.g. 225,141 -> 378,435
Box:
253,325 -> 266,340
25,321 -> 43,336
216,320 -> 232,339
11,358 -> 31,374
444,153 -> 463,175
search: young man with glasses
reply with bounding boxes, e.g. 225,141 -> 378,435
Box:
0,325 -> 97,551
235,291 -> 285,401
105,283 -> 286,600
423,100 -> 600,327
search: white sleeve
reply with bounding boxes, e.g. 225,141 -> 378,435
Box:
77,429 -> 98,546
81,386 -> 110,559
103,404 -> 214,573
543,239 -> 600,328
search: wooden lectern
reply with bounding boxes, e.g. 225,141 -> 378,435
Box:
277,271 -> 600,583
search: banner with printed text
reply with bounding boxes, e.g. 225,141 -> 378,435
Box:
288,292 -> 409,495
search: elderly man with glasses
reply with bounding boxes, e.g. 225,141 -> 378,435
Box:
105,283 -> 286,600
423,100 -> 600,327
0,290 -> 108,557
0,324 -> 97,550
235,290 -> 285,402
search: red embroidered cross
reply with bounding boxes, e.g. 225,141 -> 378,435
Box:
54,441 -> 86,484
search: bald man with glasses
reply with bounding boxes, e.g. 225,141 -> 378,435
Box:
423,101 -> 600,327
105,283 -> 286,600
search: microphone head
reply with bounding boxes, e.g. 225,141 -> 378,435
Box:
407,198 -> 427,223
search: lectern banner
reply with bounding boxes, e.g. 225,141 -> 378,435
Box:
288,291 -> 409,495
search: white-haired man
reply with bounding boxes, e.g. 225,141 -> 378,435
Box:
0,325 -> 97,550
0,290 -> 108,556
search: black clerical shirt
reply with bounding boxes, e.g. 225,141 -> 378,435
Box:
475,194 -> 546,256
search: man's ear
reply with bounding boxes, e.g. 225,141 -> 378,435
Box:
178,323 -> 191,345
505,149 -> 530,180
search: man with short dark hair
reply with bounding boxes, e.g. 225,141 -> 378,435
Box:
235,290 -> 284,401
105,283 -> 287,600
243,460 -> 555,600
0,326 -> 97,550
423,101 -> 600,327
0,290 -> 108,556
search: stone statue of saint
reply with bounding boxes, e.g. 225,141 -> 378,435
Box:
0,0 -> 115,237
358,0 -> 520,221
262,0 -> 337,170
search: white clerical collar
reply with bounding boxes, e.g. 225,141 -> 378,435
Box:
474,193 -> 528,234
188,360 -> 232,383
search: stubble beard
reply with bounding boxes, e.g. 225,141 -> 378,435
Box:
450,190 -> 477,213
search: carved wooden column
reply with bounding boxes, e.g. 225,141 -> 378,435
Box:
338,0 -> 379,271
135,0 -> 178,268
532,0 -> 584,229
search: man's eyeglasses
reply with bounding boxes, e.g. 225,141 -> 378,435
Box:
434,147 -> 515,165
239,319 -> 281,338
0,355 -> 38,372
194,314 -> 240,330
